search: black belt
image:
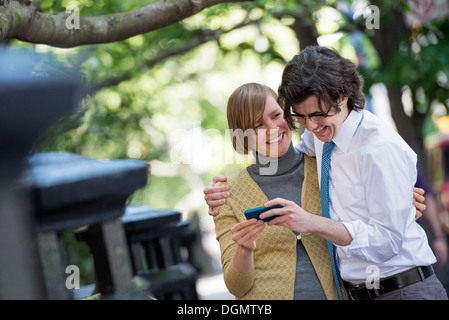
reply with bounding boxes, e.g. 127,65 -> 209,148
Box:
344,265 -> 434,300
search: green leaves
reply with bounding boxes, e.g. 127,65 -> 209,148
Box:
379,20 -> 449,115
31,0 -> 449,212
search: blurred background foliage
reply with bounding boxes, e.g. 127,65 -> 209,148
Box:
5,0 -> 445,218
9,0 -> 449,267
13,0 -> 447,216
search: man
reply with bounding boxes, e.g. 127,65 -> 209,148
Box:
264,46 -> 447,300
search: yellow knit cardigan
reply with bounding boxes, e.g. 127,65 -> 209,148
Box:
214,155 -> 348,300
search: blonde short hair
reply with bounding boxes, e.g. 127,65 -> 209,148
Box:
227,83 -> 278,154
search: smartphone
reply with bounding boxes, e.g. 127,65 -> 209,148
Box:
244,204 -> 282,222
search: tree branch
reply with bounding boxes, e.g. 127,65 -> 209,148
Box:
86,36 -> 212,95
87,18 -> 259,94
1,0 -> 252,47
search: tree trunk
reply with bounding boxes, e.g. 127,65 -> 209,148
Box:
387,86 -> 428,172
285,6 -> 319,51
289,23 -> 318,50
369,2 -> 428,175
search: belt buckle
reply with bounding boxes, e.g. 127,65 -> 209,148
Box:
366,285 -> 384,299
348,284 -> 361,300
348,284 -> 384,300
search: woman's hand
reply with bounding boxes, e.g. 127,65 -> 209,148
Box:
413,187 -> 425,220
203,175 -> 229,216
231,219 -> 265,275
231,219 -> 265,252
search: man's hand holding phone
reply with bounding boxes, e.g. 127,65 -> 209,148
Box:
244,205 -> 282,222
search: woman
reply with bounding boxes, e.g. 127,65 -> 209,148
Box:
215,82 -> 346,300
207,82 -> 426,300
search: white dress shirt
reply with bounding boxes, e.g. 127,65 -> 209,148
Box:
296,109 -> 436,283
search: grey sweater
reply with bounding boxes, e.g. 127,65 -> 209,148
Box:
247,143 -> 326,300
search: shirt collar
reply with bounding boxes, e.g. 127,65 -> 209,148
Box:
332,109 -> 364,154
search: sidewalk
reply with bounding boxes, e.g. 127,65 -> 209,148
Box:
196,272 -> 234,300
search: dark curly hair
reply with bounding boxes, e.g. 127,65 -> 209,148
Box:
278,46 -> 365,130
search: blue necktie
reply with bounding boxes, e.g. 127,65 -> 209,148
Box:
320,141 -> 343,300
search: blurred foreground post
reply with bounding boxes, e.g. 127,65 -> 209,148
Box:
26,152 -> 150,299
0,46 -> 198,300
0,47 -> 81,299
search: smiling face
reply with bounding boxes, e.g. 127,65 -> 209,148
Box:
254,95 -> 292,158
227,83 -> 293,158
278,47 -> 366,138
292,95 -> 349,142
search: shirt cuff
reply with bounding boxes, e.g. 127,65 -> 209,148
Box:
336,220 -> 370,256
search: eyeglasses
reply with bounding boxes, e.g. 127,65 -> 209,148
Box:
290,108 -> 333,125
